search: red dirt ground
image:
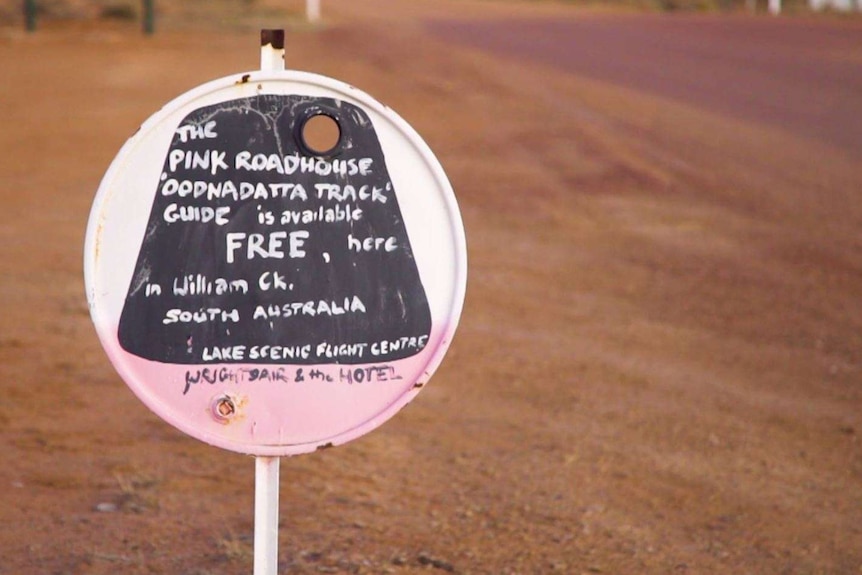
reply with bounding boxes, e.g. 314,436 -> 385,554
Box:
0,1 -> 860,573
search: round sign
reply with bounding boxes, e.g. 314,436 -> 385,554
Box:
84,70 -> 467,456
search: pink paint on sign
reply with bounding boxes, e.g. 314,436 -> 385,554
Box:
101,322 -> 456,455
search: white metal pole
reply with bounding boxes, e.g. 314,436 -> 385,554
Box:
307,0 -> 321,23
254,33 -> 285,575
260,29 -> 286,72
768,0 -> 781,14
254,456 -> 281,575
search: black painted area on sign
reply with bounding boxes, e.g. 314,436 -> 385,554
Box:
118,95 -> 431,365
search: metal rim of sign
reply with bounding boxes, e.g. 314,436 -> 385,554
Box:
85,70 -> 467,456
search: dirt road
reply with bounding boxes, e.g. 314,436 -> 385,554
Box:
0,1 -> 860,573
428,14 -> 862,152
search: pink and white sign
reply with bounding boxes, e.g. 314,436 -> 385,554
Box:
85,71 -> 466,456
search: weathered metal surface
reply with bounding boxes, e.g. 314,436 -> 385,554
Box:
84,69 -> 466,456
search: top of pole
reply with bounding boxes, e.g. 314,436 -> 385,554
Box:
307,0 -> 321,23
260,30 -> 286,71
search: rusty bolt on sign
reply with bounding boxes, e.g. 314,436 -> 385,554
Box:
212,395 -> 237,422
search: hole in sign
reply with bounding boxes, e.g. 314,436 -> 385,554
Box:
297,113 -> 342,156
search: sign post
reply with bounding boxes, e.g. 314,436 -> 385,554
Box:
254,455 -> 280,574
24,0 -> 37,32
254,30 -> 285,575
85,29 -> 466,573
